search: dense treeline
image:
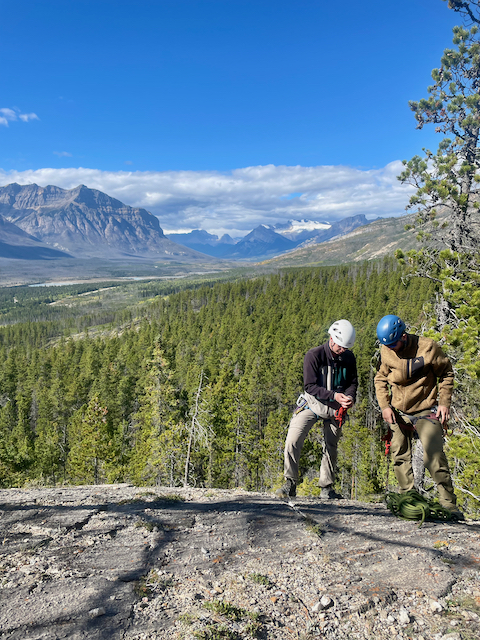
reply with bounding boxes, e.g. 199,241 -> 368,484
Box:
0,259 -> 443,504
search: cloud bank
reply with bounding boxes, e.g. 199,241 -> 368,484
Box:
0,163 -> 413,236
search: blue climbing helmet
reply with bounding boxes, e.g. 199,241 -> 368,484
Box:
376,315 -> 406,346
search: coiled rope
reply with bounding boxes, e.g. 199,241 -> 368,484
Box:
385,490 -> 452,527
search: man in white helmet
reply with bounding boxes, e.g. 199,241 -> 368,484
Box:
276,319 -> 358,500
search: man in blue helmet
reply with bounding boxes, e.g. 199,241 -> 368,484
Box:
276,319 -> 358,500
374,315 -> 463,519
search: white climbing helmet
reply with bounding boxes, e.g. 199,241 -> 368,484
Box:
328,319 -> 356,349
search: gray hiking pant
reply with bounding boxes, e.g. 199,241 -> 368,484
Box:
284,408 -> 341,488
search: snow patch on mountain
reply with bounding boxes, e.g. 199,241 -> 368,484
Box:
275,219 -> 331,236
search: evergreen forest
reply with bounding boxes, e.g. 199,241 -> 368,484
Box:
3,259 -> 477,514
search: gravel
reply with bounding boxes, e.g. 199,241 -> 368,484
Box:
0,484 -> 479,639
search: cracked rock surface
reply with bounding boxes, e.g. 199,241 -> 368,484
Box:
0,485 -> 479,639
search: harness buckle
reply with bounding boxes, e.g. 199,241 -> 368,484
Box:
294,394 -> 308,414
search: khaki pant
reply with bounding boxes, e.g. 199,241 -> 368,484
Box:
284,406 -> 341,488
390,411 -> 457,509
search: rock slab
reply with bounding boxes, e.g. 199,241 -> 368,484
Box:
0,485 -> 479,639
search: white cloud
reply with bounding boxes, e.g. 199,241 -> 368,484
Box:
0,108 -> 39,126
0,109 -> 17,127
0,162 -> 413,236
53,151 -> 73,157
18,113 -> 39,122
0,108 -> 17,118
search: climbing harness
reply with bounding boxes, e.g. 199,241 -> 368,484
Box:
381,409 -> 443,456
294,394 -> 309,414
295,394 -> 348,426
400,410 -> 441,429
385,489 -> 452,527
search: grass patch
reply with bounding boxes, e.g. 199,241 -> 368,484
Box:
179,612 -> 196,625
133,577 -> 151,598
134,569 -> 174,598
135,519 -> 157,532
178,596 -> 264,640
247,573 -> 273,588
433,540 -> 449,549
116,498 -> 145,505
194,625 -> 239,640
304,516 -> 322,537
445,595 -> 480,614
441,594 -> 480,639
135,518 -> 172,532
244,620 -> 262,638
117,492 -> 184,505
203,600 -> 246,621
155,493 -> 185,502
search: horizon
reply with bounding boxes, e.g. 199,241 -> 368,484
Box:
0,179 -> 381,240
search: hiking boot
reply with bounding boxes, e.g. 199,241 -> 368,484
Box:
449,509 -> 465,522
275,478 -> 296,499
320,485 -> 343,500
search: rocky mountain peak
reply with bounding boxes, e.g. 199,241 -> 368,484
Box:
69,184 -> 127,211
0,182 -> 209,261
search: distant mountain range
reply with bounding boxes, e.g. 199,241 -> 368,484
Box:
167,215 -> 372,259
260,213 -> 420,267
0,183 -> 210,262
164,229 -> 238,258
0,182 -> 399,266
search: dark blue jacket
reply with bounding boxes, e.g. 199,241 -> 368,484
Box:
304,341 -> 358,408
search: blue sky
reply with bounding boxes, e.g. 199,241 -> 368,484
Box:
0,0 -> 462,236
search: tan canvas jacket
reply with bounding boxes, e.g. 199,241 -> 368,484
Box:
374,334 -> 454,414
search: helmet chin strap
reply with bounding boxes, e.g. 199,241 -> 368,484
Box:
388,333 -> 408,351
329,336 -> 346,354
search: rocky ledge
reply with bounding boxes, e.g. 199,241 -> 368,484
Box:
0,485 -> 479,640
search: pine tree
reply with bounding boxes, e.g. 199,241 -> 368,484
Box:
128,342 -> 184,486
398,24 -> 480,257
67,396 -> 110,485
443,0 -> 480,25
397,17 -> 480,514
